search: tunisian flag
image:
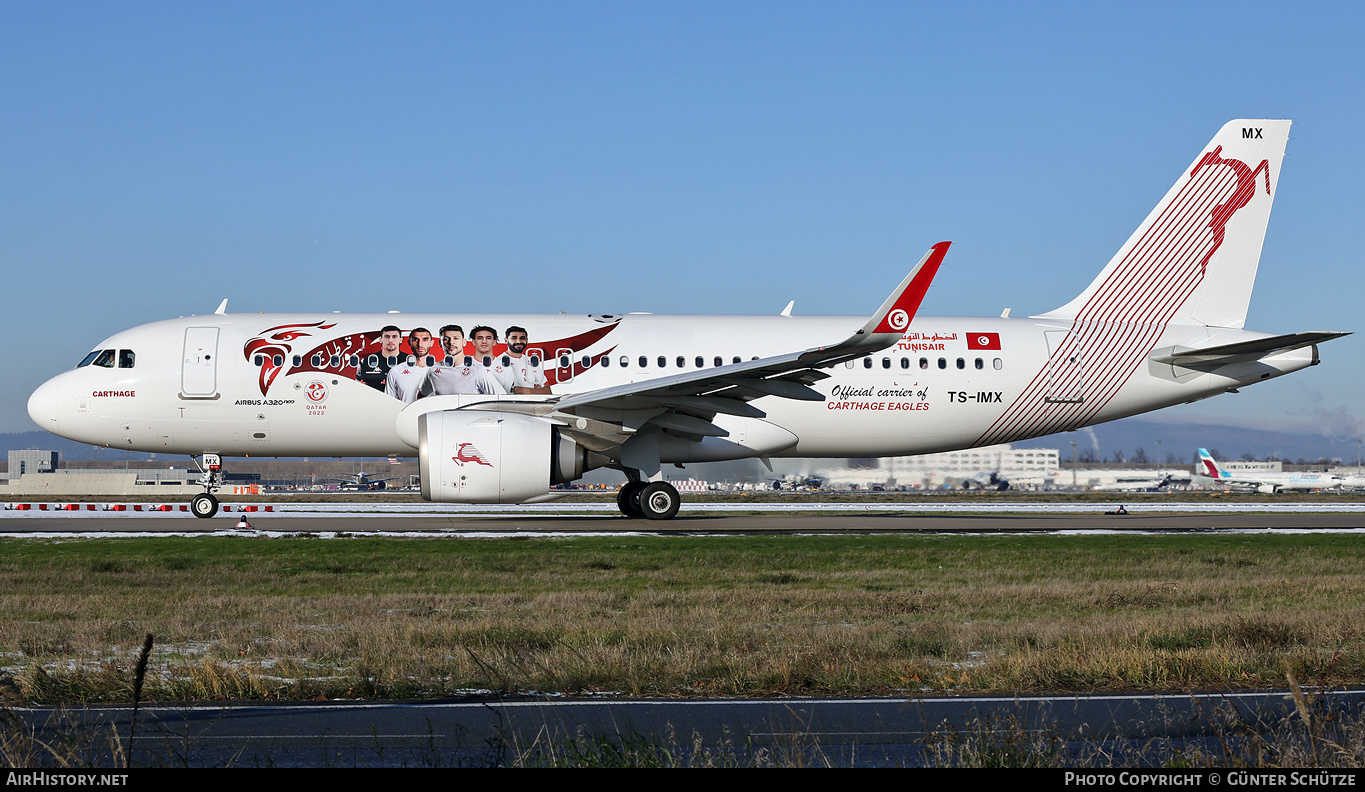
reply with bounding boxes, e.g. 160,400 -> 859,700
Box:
966,332 -> 1001,350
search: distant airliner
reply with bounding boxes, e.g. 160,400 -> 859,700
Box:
1196,448 -> 1361,493
28,120 -> 1348,519
319,468 -> 409,491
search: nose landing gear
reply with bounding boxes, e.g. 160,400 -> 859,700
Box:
190,453 -> 224,518
191,492 -> 219,518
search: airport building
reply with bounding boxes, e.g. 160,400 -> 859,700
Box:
813,444 -> 1063,489
1,450 -> 202,495
7,449 -> 57,477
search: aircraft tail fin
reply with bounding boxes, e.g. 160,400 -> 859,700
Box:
1039,120 -> 1292,329
1197,448 -> 1226,479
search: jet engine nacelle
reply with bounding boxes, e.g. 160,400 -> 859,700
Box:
1256,483 -> 1277,494
419,411 -> 587,503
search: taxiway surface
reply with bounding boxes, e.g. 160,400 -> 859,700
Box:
4,511 -> 1365,534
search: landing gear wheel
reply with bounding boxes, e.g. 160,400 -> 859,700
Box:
191,493 -> 219,519
639,482 -> 681,521
616,482 -> 646,518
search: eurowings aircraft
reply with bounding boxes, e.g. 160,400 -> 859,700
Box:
1195,448 -> 1354,493
27,120 -> 1349,519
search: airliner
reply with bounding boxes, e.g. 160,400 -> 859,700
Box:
1195,448 -> 1359,493
27,120 -> 1348,519
321,469 -> 409,491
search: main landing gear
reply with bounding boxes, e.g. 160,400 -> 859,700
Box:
190,453 -> 224,519
616,480 -> 681,520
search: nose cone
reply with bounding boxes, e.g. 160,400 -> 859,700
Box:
28,377 -> 61,432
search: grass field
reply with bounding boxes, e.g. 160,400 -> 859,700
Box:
2,532 -> 1363,703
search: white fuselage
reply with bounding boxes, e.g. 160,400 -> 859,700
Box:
1203,471 -> 1345,491
28,311 -> 1314,461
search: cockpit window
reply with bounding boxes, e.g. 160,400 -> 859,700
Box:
77,351 -> 102,368
118,350 -> 135,369
89,349 -> 117,368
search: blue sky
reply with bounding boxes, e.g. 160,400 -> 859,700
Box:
3,1 -> 1362,440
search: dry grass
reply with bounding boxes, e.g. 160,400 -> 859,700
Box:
1,533 -> 1363,703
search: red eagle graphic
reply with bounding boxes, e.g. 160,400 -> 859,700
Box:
242,322 -> 337,396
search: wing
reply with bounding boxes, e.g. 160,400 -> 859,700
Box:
465,242 -> 949,451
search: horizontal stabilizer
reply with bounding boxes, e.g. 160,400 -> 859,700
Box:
1151,332 -> 1350,366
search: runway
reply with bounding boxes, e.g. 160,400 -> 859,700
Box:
4,509 -> 1365,536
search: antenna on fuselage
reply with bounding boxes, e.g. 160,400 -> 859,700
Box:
214,299 -> 228,315
780,301 -> 794,317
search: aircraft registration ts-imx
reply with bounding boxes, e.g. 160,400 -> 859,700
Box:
27,120 -> 1348,519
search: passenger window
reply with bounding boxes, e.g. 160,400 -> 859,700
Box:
273,355 -> 283,367
638,356 -> 648,368
118,350 -> 135,368
601,356 -> 610,368
900,357 -> 910,369
676,356 -> 686,368
994,358 -> 1003,370
845,361 -> 855,369
657,356 -> 667,368
920,357 -> 928,369
974,358 -> 983,370
254,355 -> 265,367
714,356 -> 723,367
581,355 -> 591,368
863,357 -> 872,369
559,355 -> 570,368
938,358 -> 947,369
732,356 -> 741,364
956,358 -> 965,369
311,354 -> 321,367
367,355 -> 379,368
501,355 -> 511,367
882,357 -> 891,369
695,356 -> 704,368
348,355 -> 359,367
620,355 -> 630,368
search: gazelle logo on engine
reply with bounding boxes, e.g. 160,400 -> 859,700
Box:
888,309 -> 910,330
452,443 -> 493,467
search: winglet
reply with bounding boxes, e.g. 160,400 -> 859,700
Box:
863,242 -> 949,336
